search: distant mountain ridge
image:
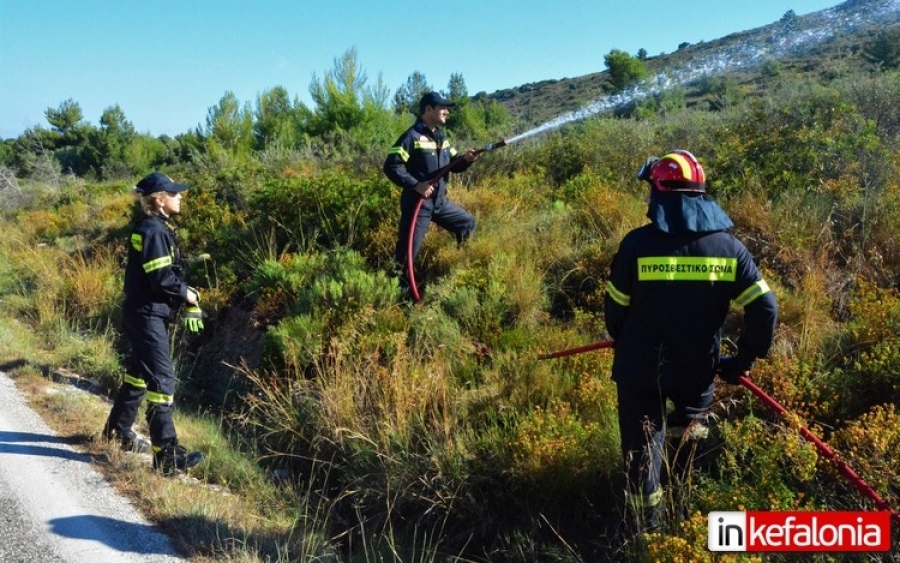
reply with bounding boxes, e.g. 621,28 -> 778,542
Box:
478,0 -> 900,132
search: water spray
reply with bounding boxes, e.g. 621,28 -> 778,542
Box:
483,0 -> 890,150
405,93 -> 651,302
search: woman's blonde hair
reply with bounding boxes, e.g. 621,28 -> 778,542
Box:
136,190 -> 165,216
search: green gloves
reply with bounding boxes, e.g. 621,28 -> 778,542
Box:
183,306 -> 204,334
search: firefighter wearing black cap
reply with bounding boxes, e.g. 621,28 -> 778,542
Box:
102,172 -> 205,474
604,150 -> 778,532
384,91 -> 480,298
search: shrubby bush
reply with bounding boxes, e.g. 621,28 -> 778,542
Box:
248,170 -> 395,260
249,249 -> 398,371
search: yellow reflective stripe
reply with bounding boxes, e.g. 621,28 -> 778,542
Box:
123,374 -> 147,388
735,279 -> 771,307
606,280 -> 631,307
638,256 -> 737,281
414,140 -> 438,150
626,488 -> 663,509
143,255 -> 172,273
388,146 -> 409,162
131,233 -> 143,252
664,152 -> 693,180
146,391 -> 174,405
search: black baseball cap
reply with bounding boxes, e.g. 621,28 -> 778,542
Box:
135,172 -> 189,195
419,91 -> 455,112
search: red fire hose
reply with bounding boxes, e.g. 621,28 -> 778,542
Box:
738,375 -> 900,526
536,339 -> 614,360
537,341 -> 899,523
405,197 -> 426,302
405,139 -> 507,302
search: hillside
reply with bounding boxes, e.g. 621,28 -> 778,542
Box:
478,0 -> 900,131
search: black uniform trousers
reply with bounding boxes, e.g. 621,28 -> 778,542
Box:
616,380 -> 715,526
394,189 -> 475,286
105,307 -> 178,448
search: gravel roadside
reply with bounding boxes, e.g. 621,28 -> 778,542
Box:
0,370 -> 186,563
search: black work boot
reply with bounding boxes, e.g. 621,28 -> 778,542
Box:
102,426 -> 150,453
118,430 -> 151,453
152,444 -> 205,475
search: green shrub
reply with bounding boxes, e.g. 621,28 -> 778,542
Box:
845,278 -> 900,346
248,170 -> 395,254
530,119 -> 653,189
815,280 -> 900,420
711,89 -> 888,203
245,253 -> 325,323
263,314 -> 325,373
510,370 -> 619,501
830,404 -> 900,500
511,399 -> 608,492
251,249 -> 399,371
300,251 -> 398,323
699,416 -> 818,513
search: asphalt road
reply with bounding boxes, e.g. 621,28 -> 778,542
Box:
0,371 -> 186,563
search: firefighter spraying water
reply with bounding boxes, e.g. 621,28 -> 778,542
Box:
383,91 -> 517,303
397,138 -> 508,302
384,85 -> 612,303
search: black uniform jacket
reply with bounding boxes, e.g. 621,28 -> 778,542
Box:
122,213 -> 188,317
383,118 -> 471,206
604,193 -> 778,391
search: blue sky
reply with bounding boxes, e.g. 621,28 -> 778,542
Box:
0,0 -> 840,140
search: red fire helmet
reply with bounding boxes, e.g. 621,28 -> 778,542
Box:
640,149 -> 707,192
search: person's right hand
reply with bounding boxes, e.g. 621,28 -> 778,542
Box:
718,356 -> 753,385
414,182 -> 434,198
183,306 -> 204,334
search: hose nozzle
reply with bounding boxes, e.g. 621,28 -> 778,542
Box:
482,139 -> 507,152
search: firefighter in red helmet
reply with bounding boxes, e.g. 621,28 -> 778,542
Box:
604,150 -> 778,533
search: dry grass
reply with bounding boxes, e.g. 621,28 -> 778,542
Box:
5,364 -> 311,563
